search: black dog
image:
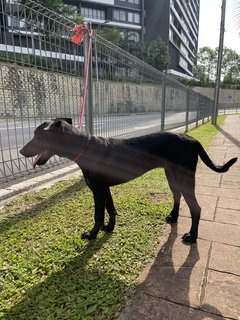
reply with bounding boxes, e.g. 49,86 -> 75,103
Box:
20,118 -> 237,244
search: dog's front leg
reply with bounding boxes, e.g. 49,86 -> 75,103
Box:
102,188 -> 117,232
81,189 -> 107,240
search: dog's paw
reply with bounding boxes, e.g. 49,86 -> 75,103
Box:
166,215 -> 178,224
81,231 -> 96,240
182,232 -> 197,245
101,224 -> 115,233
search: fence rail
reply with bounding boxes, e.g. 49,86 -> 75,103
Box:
0,0 -> 239,183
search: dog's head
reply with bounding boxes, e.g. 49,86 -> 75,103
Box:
20,118 -> 74,168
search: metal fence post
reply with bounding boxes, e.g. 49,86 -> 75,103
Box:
161,71 -> 166,131
196,92 -> 200,127
185,87 -> 190,132
84,22 -> 93,134
207,100 -> 210,121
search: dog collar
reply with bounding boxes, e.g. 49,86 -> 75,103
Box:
73,140 -> 90,163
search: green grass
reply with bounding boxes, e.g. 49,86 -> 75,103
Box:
0,116 -> 226,320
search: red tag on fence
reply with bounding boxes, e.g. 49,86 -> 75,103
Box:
72,24 -> 84,44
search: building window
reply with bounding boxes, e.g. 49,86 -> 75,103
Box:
119,31 -> 125,39
180,43 -> 188,57
128,12 -> 133,22
128,12 -> 140,23
169,28 -> 173,41
189,42 -> 195,53
181,32 -> 189,47
179,56 -> 188,69
128,0 -> 140,4
181,19 -> 189,35
173,32 -> 180,47
7,16 -> 26,29
113,10 -> 126,22
81,7 -> 105,20
128,31 -> 140,42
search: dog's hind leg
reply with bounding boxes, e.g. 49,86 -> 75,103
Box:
82,187 -> 108,240
179,173 -> 201,244
102,188 -> 117,233
165,168 -> 181,224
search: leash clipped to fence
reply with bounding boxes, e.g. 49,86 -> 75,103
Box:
72,24 -> 93,129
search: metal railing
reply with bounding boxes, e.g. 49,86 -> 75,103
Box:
0,0 -> 237,183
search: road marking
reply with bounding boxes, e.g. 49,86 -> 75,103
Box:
0,125 -> 36,131
134,124 -> 158,130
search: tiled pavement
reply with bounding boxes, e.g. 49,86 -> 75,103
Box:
120,114 -> 240,320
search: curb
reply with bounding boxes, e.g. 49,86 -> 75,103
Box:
0,164 -> 81,205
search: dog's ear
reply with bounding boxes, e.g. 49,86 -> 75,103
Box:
53,118 -> 72,125
53,120 -> 62,128
65,118 -> 73,125
44,120 -> 63,131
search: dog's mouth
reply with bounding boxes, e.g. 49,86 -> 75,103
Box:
32,150 -> 50,168
20,138 -> 52,168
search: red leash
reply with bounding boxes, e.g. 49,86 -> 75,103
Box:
72,24 -> 93,129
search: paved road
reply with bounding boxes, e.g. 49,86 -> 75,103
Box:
0,112 -> 191,149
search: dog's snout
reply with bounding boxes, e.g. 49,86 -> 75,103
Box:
19,139 -> 40,157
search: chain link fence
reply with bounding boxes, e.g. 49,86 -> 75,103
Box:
0,0 -> 237,183
91,34 -> 164,138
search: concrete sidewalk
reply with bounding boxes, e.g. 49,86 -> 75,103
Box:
120,114 -> 240,320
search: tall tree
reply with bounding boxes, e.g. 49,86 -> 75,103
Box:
192,46 -> 240,87
96,27 -> 121,46
195,46 -> 217,83
143,39 -> 169,71
221,47 -> 240,82
20,0 -> 82,23
97,29 -> 169,71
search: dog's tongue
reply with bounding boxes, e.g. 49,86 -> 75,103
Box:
32,151 -> 45,168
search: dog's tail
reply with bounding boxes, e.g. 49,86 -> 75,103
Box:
198,143 -> 238,173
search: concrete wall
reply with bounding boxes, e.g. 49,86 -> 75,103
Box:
0,64 -> 164,118
0,64 -> 84,118
193,87 -> 240,104
0,63 -> 206,118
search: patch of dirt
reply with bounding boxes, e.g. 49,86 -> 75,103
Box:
147,191 -> 171,204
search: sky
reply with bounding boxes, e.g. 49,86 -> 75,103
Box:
198,0 -> 240,53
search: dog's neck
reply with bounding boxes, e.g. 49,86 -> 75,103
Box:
52,130 -> 91,164
73,139 -> 90,163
